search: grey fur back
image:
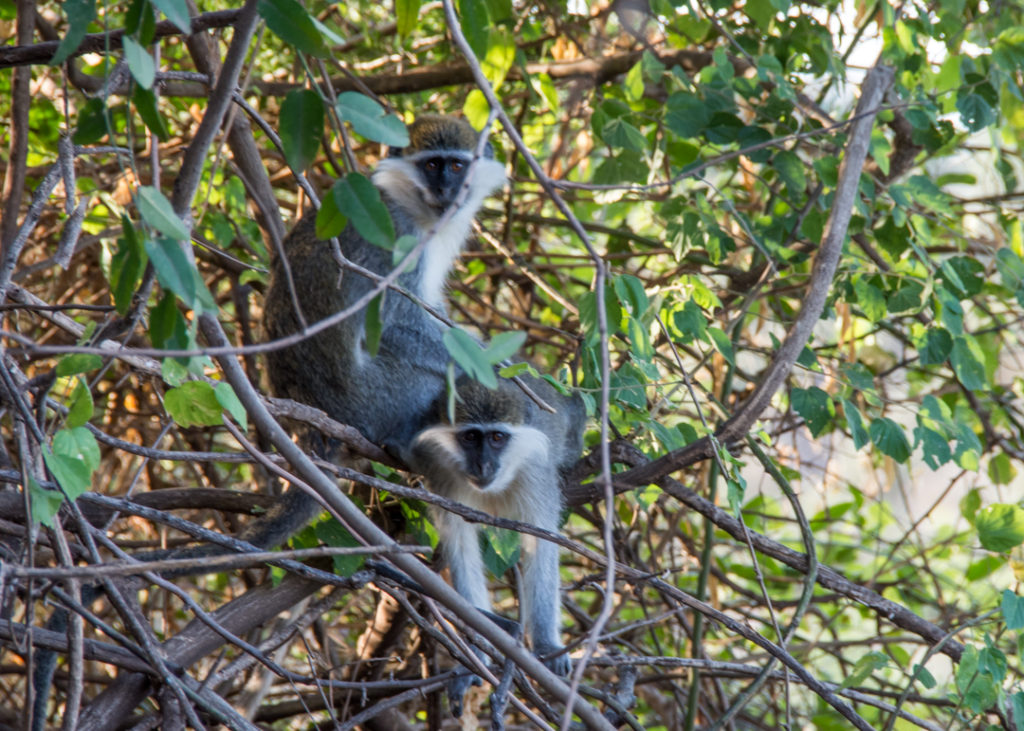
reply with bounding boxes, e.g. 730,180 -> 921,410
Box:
263,210 -> 450,452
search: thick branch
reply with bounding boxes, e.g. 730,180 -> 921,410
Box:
0,9 -> 241,68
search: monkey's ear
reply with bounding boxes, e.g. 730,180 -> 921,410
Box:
387,144 -> 407,158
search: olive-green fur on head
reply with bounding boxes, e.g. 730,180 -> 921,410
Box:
400,115 -> 481,155
448,378 -> 526,426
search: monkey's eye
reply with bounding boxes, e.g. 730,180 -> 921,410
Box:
488,431 -> 508,448
449,160 -> 465,173
424,159 -> 440,172
458,429 -> 481,447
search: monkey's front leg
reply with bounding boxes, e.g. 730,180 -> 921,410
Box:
520,532 -> 571,675
436,512 -> 492,715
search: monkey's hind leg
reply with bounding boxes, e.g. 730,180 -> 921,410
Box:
520,532 -> 571,676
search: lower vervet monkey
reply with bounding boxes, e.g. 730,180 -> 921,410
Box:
409,375 -> 586,677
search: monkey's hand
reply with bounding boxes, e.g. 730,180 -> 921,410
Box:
447,669 -> 482,717
534,641 -> 572,676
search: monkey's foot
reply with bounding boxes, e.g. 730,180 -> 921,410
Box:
447,669 -> 482,717
536,643 -> 572,676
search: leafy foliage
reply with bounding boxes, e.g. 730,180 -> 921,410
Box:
3,0 -> 1024,728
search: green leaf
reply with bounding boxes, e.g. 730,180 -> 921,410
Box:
613,274 -> 649,316
480,527 -> 521,577
73,98 -> 109,145
852,275 -> 886,322
150,0 -> 191,33
839,651 -> 888,689
791,387 -> 833,438
483,331 -> 526,364
988,452 -> 1017,486
396,0 -> 422,38
579,286 -> 623,344
869,417 -> 911,462
257,0 -> 328,57
626,316 -> 654,362
458,0 -> 490,58
1002,590 -> 1024,630
918,328 -> 952,366
215,382 -> 248,431
136,186 -> 190,242
330,173 -> 396,248
126,0 -> 156,43
315,189 -> 348,240
335,92 -> 409,147
996,247 -> 1024,301
391,234 -> 419,270
965,555 -> 1002,581
940,256 -> 984,298
480,27 -> 515,87
911,664 -> 937,690
1012,693 -> 1024,731
144,236 -> 216,312
280,89 -> 324,172
57,354 -> 103,378
841,398 -> 869,450
28,476 -> 65,528
50,0 -> 97,66
601,118 -> 647,151
443,327 -> 496,388
887,280 -> 924,314
956,92 -> 996,132
165,381 -> 223,427
672,299 -> 707,344
915,425 -> 952,470
66,377 -> 94,429
624,61 -> 644,101
132,87 -> 171,142
122,36 -> 155,89
43,449 -> 92,500
773,150 -> 807,196
149,291 -> 179,349
976,504 -> 1024,552
315,517 -> 366,576
110,216 -> 148,315
950,336 -> 987,390
364,294 -> 383,358
665,93 -> 710,140
54,426 -> 101,471
161,357 -> 188,387
707,327 -> 735,366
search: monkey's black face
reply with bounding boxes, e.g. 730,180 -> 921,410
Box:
416,155 -> 471,212
456,426 -> 510,486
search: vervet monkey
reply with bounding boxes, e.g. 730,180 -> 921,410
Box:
410,376 -> 586,676
264,114 -> 506,452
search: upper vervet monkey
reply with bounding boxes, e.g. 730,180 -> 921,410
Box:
264,114 -> 506,452
410,375 -> 586,677
259,114 -> 507,533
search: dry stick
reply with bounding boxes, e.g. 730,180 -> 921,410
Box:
707,438 -> 819,730
0,619 -> 156,675
50,518 -> 85,731
0,9 -> 243,68
0,0 -> 34,248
